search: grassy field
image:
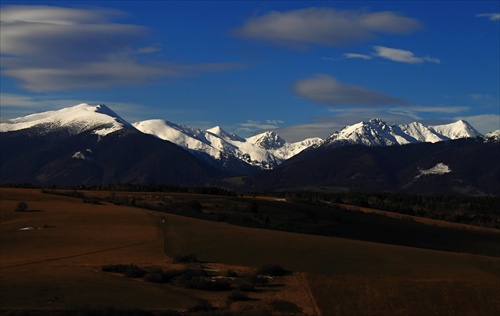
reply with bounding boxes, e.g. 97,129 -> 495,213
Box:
0,188 -> 196,312
1,188 -> 499,315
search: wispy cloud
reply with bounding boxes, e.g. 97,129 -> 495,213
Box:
0,5 -> 241,92
343,53 -> 372,60
373,46 -> 441,64
234,7 -> 421,48
237,119 -> 284,133
476,13 -> 500,21
393,105 -> 469,114
456,114 -> 500,134
293,74 -> 406,107
469,93 -> 491,100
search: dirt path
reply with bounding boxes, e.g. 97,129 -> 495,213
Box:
297,272 -> 322,316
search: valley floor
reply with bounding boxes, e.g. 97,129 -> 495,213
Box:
1,188 -> 499,315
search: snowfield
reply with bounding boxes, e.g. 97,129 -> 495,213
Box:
416,163 -> 452,178
0,103 -> 133,136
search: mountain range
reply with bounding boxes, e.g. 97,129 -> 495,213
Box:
1,103 -> 499,194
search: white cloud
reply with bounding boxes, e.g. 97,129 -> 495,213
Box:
293,74 -> 406,106
476,13 -> 500,21
374,46 -> 441,64
456,114 -> 500,134
469,93 -> 491,100
392,105 -> 469,114
0,5 -> 240,92
234,7 -> 421,48
343,53 -> 372,60
237,119 -> 284,133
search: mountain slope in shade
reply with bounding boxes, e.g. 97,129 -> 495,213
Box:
0,128 -> 220,186
245,138 -> 500,196
0,103 -> 134,136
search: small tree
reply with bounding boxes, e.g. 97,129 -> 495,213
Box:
15,201 -> 28,212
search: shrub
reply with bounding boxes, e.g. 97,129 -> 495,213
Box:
101,264 -> 129,274
173,253 -> 198,263
256,264 -> 288,276
143,272 -> 164,283
245,273 -> 269,286
187,299 -> 213,313
15,201 -> 28,212
101,264 -> 146,278
184,276 -> 231,291
238,282 -> 256,292
124,264 -> 147,278
228,290 -> 250,301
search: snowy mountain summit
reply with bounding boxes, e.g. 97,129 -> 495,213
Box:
133,120 -> 320,169
323,118 -> 481,148
0,104 -> 487,171
0,103 -> 133,136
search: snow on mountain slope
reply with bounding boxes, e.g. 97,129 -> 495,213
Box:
416,163 -> 452,178
207,126 -> 246,142
1,103 -> 486,172
430,120 -> 481,139
132,119 -> 222,158
324,118 -> 419,147
484,130 -> 500,142
247,131 -> 322,160
0,103 -> 133,136
247,131 -> 287,150
133,120 -> 321,169
399,122 -> 446,143
133,120 -> 281,169
323,118 -> 481,148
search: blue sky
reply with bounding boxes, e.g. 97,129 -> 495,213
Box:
1,1 -> 499,141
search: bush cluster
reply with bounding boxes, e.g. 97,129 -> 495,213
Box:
15,201 -> 28,212
101,264 -> 234,292
256,264 -> 288,277
101,264 -> 147,278
173,253 -> 199,263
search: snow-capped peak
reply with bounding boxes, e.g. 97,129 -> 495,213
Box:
207,126 -> 246,142
323,118 -> 482,148
324,119 -> 415,147
484,130 -> 500,142
247,131 -> 286,150
0,103 -> 133,136
429,120 -> 481,140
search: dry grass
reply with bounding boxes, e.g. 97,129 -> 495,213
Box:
307,275 -> 500,316
1,188 -> 499,315
0,188 -> 195,311
163,211 -> 500,278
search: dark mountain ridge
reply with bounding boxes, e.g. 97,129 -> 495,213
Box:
243,138 -> 500,196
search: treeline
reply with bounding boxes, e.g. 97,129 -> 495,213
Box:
7,182 -> 499,228
2,182 -> 237,197
283,191 -> 500,228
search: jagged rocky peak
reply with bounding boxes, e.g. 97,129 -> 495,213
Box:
322,118 -> 483,148
484,130 -> 500,142
368,118 -> 386,125
248,131 -> 287,149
